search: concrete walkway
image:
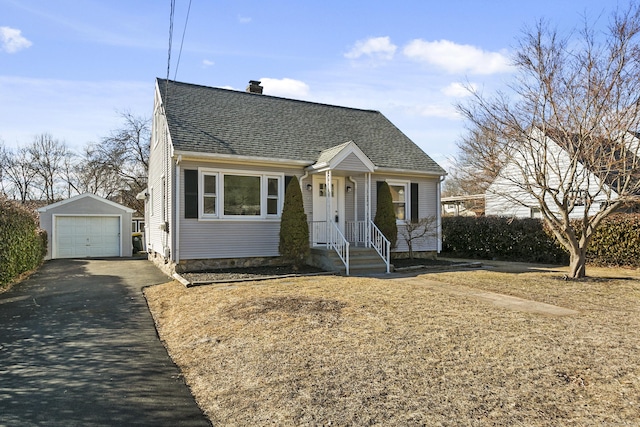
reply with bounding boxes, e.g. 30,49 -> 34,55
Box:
0,259 -> 210,427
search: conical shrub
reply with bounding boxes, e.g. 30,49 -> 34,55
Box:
279,176 -> 310,267
374,181 -> 397,249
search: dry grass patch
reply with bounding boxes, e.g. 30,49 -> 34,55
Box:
145,269 -> 640,426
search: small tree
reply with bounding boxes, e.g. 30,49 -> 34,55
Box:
374,182 -> 397,248
400,216 -> 438,259
279,176 -> 309,268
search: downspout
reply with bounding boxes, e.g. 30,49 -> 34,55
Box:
299,170 -> 309,191
437,175 -> 445,253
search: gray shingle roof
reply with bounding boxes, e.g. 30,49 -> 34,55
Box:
157,78 -> 446,175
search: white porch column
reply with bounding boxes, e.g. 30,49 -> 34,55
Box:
325,170 -> 332,248
365,172 -> 371,248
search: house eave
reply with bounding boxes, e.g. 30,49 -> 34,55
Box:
374,166 -> 447,178
173,150 -> 313,168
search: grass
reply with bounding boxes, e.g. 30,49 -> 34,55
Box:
144,263 -> 640,426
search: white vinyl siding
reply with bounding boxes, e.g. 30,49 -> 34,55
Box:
371,174 -> 440,252
178,161 -> 300,260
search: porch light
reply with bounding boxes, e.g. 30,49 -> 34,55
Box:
306,184 -> 313,191
346,185 -> 352,193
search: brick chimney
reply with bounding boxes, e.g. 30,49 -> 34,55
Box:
246,80 -> 263,94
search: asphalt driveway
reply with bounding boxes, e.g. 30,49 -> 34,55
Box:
0,258 -> 210,427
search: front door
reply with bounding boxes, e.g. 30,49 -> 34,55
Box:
312,175 -> 344,244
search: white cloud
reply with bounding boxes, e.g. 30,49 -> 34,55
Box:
0,27 -> 32,53
442,82 -> 476,97
414,104 -> 462,120
238,15 -> 252,24
345,36 -> 397,61
260,77 -> 310,99
202,59 -> 214,68
403,39 -> 512,75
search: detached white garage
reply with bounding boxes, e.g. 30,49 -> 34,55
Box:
38,193 -> 135,260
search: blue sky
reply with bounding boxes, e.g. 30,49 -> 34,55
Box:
0,0 -> 618,172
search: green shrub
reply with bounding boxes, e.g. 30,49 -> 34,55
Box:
0,197 -> 47,287
586,213 -> 640,267
279,176 -> 310,267
442,216 -> 568,264
374,182 -> 398,249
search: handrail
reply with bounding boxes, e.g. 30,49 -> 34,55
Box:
309,221 -> 350,275
368,221 -> 391,273
328,221 -> 350,276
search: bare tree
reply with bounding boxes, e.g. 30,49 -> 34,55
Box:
73,143 -> 123,198
93,111 -> 150,212
457,5 -> 640,278
452,125 -> 507,195
27,133 -> 71,204
3,146 -> 38,204
399,216 -> 439,259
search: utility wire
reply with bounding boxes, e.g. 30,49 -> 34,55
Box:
165,0 -> 176,104
173,0 -> 193,81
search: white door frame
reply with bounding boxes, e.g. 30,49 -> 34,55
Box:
312,174 -> 345,243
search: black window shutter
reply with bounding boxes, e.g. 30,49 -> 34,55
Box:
184,169 -> 198,218
411,182 -> 419,222
284,175 -> 293,193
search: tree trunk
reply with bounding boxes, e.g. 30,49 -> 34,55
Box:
568,250 -> 586,279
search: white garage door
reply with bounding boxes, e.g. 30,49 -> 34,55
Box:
55,216 -> 120,258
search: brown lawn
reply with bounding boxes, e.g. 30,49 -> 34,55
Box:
144,264 -> 640,426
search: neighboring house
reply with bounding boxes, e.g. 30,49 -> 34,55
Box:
144,79 -> 446,275
38,193 -> 134,260
441,194 -> 484,217
485,129 -> 639,218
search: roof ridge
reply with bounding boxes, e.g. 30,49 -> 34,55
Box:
156,77 -> 382,115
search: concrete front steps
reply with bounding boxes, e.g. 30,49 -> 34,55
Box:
309,246 -> 391,275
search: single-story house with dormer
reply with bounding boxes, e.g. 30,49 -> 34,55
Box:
143,79 -> 446,275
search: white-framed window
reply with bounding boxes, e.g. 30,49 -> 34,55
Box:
198,168 -> 282,219
531,207 -> 542,219
387,181 -> 409,222
266,176 -> 280,216
202,172 -> 218,217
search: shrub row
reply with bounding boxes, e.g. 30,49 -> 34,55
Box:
0,198 -> 47,288
586,214 -> 640,267
441,216 -> 569,264
442,214 -> 640,267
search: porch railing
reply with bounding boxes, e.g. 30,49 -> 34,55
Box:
368,221 -> 391,273
310,220 -> 390,275
310,221 -> 350,275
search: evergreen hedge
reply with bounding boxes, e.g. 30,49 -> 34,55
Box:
0,198 -> 47,288
441,216 -> 568,264
442,214 -> 640,267
586,213 -> 640,267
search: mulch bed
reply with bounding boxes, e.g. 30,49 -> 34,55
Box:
180,258 -> 466,285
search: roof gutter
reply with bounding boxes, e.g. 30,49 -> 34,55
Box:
173,150 -> 312,167
374,166 -> 447,178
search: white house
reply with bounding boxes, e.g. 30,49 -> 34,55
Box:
485,129 -> 640,218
